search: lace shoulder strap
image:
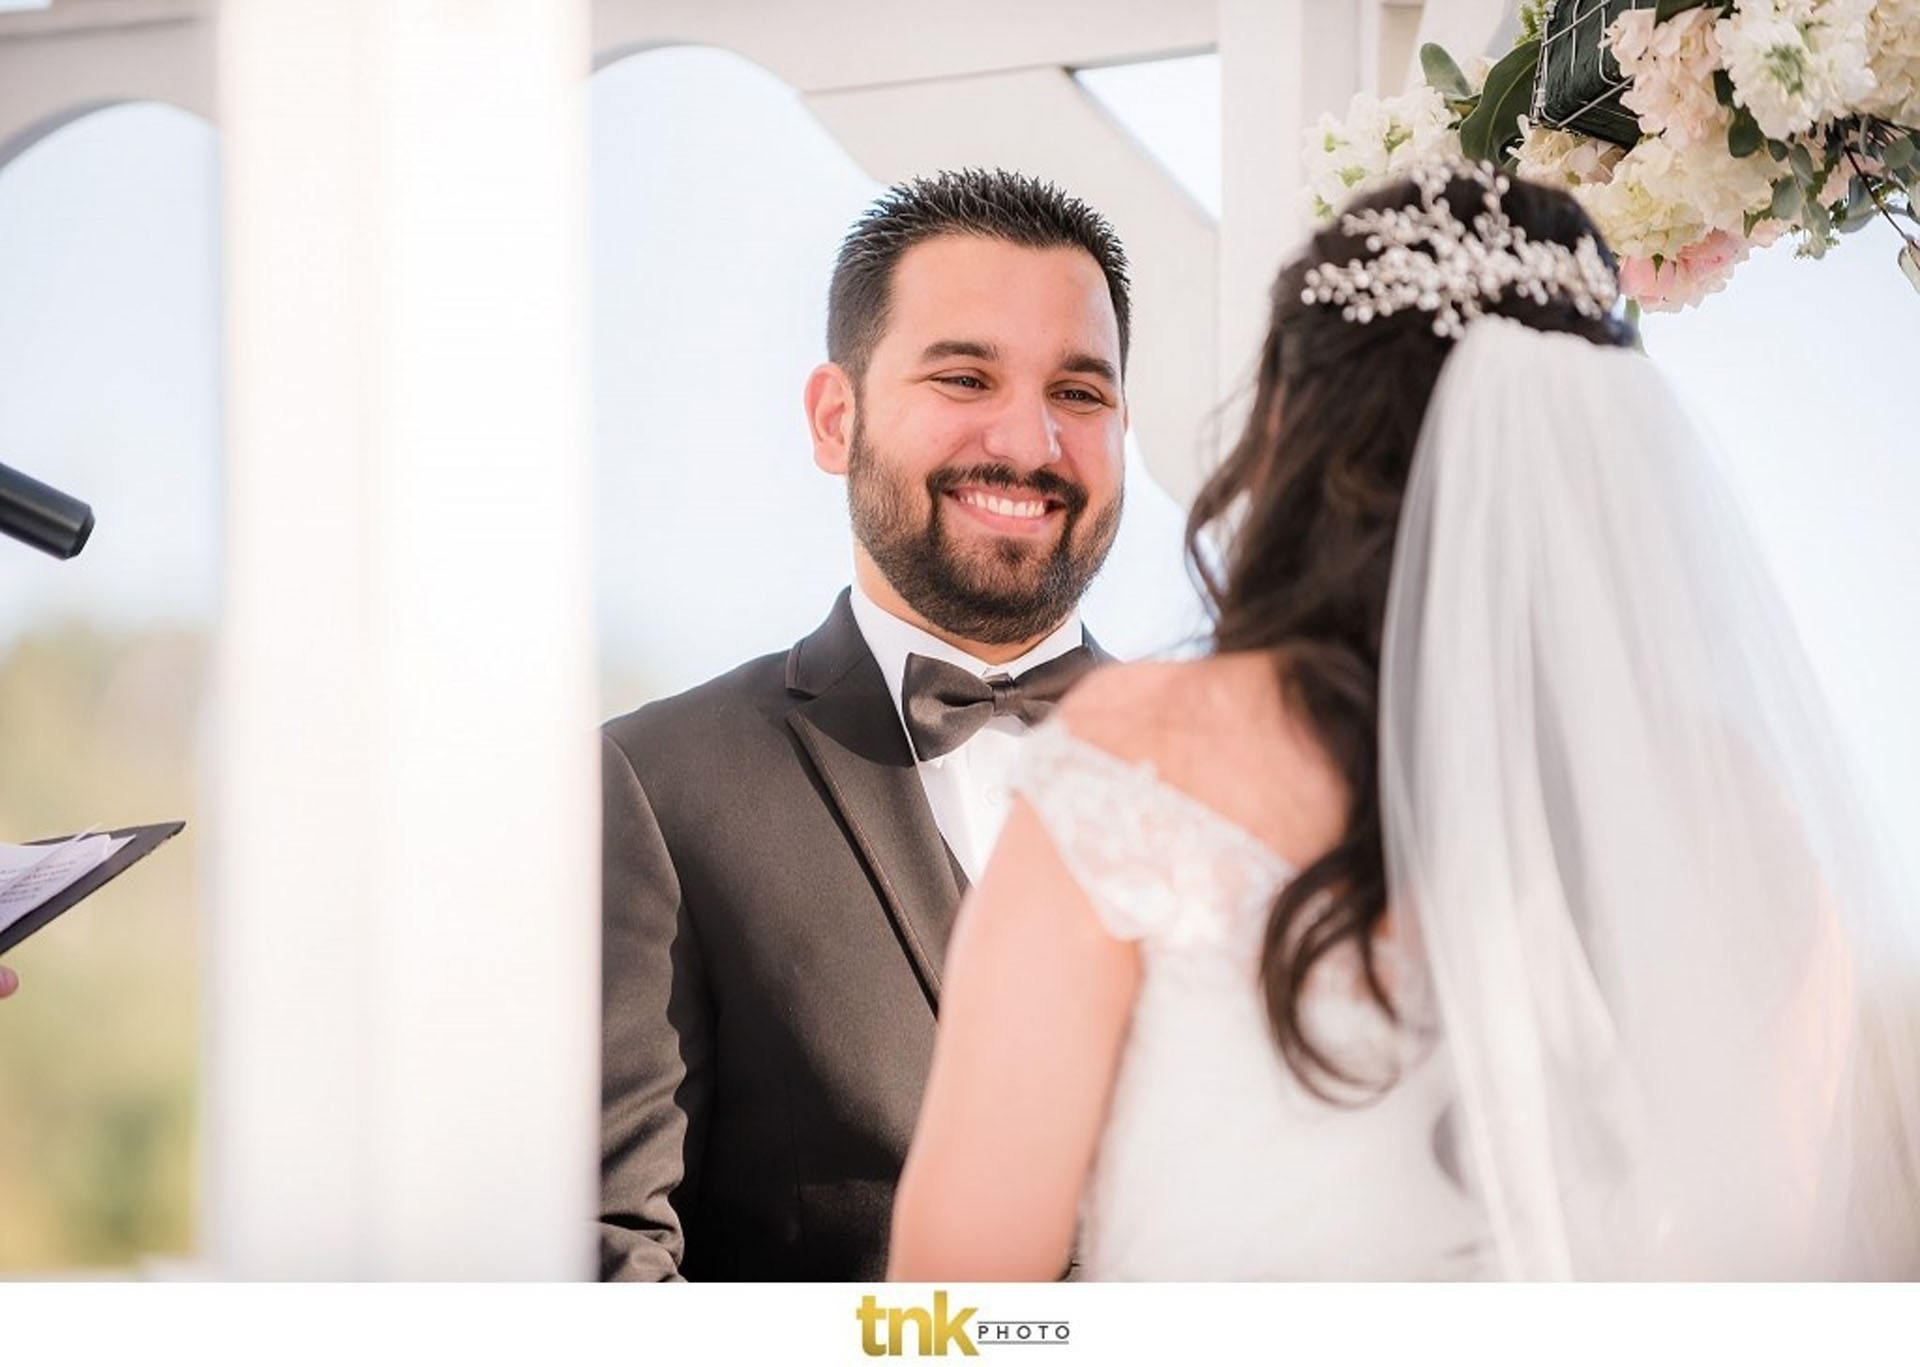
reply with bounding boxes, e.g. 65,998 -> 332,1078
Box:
1010,720 -> 1293,952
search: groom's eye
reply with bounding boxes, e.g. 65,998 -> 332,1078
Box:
932,374 -> 988,392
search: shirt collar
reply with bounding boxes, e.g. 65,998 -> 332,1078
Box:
848,578 -> 1086,736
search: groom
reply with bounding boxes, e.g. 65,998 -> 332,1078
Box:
599,169 -> 1131,1281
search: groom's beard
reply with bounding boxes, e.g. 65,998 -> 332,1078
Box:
846,423 -> 1121,647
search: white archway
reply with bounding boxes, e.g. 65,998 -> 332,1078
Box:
0,1 -> 214,172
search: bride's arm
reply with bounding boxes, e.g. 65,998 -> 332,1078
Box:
887,797 -> 1140,1282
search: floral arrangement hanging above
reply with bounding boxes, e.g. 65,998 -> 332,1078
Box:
1303,0 -> 1920,310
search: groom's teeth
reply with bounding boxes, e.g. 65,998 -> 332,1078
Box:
957,490 -> 1048,519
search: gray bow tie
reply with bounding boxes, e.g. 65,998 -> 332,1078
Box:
900,647 -> 1096,761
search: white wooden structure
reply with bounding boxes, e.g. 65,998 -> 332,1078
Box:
0,0 -> 1509,1278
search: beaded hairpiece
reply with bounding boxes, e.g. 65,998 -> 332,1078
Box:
1301,161 -> 1619,340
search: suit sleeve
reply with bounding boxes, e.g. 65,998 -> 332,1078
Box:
599,730 -> 713,1281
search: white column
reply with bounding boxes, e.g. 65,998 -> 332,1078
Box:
209,0 -> 597,1278
1217,0 -> 1371,409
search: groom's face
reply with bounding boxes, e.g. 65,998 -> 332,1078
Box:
824,234 -> 1127,647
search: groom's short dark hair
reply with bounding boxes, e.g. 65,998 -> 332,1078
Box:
827,168 -> 1131,383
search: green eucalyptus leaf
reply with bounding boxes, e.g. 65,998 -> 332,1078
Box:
1845,174 -> 1873,215
1712,70 -> 1736,108
1457,38 -> 1541,164
1767,138 -> 1790,161
1727,108 -> 1764,159
1421,43 -> 1474,99
1799,196 -> 1838,256
1788,142 -> 1816,181
1884,135 -> 1917,171
1771,176 -> 1803,219
1899,241 -> 1920,296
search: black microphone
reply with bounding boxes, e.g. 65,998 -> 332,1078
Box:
0,461 -> 94,560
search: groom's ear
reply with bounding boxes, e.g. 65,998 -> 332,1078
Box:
806,362 -> 855,475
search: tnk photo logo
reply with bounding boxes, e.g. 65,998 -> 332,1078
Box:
856,1292 -> 1071,1356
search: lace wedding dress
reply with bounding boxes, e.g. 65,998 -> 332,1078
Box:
1012,721 -> 1494,1281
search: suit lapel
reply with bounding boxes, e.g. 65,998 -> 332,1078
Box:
785,591 -> 961,1010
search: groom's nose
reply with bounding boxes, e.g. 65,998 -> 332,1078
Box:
979,392 -> 1062,472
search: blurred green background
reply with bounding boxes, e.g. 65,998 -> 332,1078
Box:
0,622 -> 202,1270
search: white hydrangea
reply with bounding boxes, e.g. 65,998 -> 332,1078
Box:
1513,120 -> 1626,189
1302,84 -> 1462,221
1864,0 -> 1920,125
1669,125 -> 1781,232
1716,0 -> 1877,140
1609,5 -> 1727,148
1576,126 -> 1776,261
1573,139 -> 1708,260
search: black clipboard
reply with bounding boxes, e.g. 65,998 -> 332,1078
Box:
0,821 -> 185,956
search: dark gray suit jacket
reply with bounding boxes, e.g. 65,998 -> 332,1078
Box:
600,589 -> 977,1281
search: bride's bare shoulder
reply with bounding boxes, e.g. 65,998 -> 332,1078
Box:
1055,655 -> 1348,860
1057,654 -> 1284,755
1058,656 -> 1236,737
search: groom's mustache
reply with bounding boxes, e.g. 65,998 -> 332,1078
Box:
926,463 -> 1088,515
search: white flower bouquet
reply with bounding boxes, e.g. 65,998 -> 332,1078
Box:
1305,0 -> 1920,311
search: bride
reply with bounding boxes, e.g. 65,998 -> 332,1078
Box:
887,163 -> 1920,1281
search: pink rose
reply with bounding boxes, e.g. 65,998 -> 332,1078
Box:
1619,229 -> 1749,310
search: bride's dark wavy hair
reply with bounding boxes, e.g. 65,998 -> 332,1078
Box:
1186,170 -> 1636,1101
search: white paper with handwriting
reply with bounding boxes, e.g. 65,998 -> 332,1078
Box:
0,833 -> 131,936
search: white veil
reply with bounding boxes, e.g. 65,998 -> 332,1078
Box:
1380,315 -> 1920,1278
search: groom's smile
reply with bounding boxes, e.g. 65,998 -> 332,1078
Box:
945,484 -> 1064,535
932,462 -> 1084,544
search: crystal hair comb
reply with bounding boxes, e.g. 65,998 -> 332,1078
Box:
1301,161 -> 1620,340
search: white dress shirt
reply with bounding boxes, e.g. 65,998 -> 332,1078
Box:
848,580 -> 1086,884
